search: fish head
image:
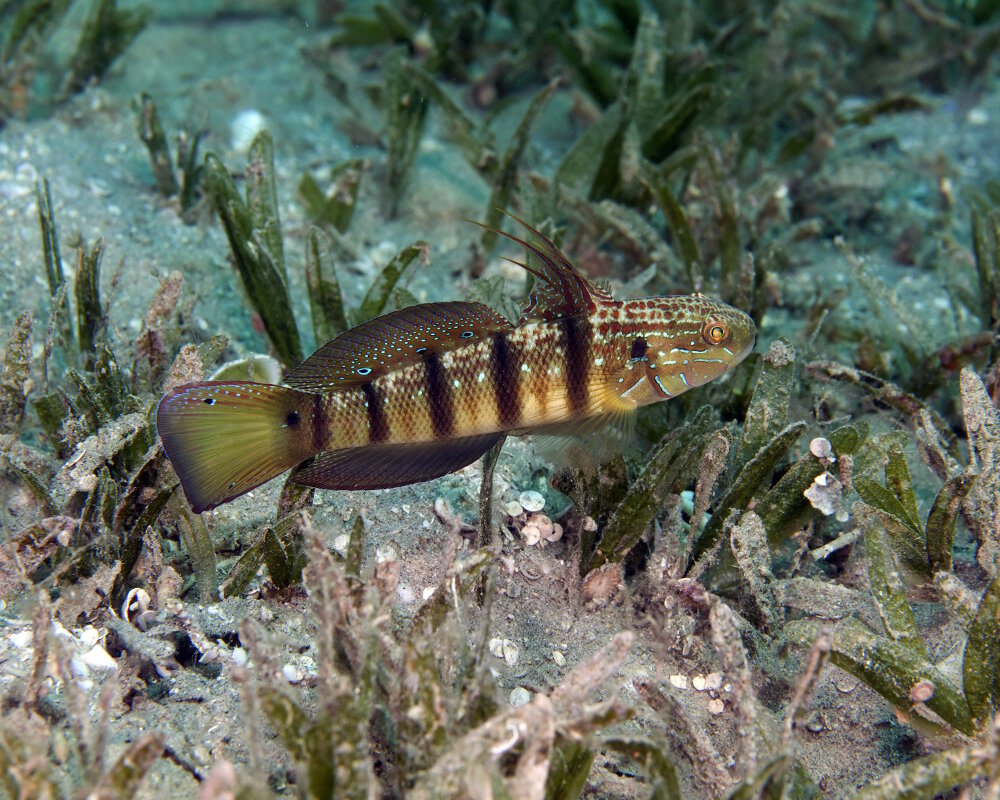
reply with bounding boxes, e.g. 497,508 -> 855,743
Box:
614,294 -> 756,403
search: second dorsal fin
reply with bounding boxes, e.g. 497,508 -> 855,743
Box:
284,301 -> 512,393
474,213 -> 614,324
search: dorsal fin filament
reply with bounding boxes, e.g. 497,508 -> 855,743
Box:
468,212 -> 613,324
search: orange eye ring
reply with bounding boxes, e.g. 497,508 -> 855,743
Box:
703,319 -> 730,345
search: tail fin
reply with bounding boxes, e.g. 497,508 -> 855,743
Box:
156,381 -> 316,513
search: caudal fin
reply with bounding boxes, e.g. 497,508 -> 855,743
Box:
156,381 -> 316,513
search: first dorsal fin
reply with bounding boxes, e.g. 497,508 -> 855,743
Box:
472,212 -> 614,325
284,301 -> 512,393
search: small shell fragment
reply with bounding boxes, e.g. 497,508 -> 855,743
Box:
804,471 -> 843,516
581,562 -> 623,607
375,546 -> 397,563
669,674 -> 688,689
489,638 -> 519,667
79,626 -> 100,648
122,588 -> 151,625
552,650 -> 566,666
530,514 -> 553,538
692,674 -> 707,691
809,437 -> 835,461
518,490 -> 545,513
509,687 -> 531,707
520,524 -> 541,546
707,698 -> 725,715
80,645 -> 117,672
505,501 -> 524,517
909,679 -> 935,703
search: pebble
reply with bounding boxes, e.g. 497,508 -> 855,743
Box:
669,674 -> 688,689
518,490 -> 545,512
707,698 -> 725,715
509,687 -> 531,707
552,650 -> 565,666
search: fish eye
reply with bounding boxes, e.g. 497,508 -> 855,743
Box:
702,319 -> 730,345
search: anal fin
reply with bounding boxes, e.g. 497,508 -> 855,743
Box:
291,434 -> 503,490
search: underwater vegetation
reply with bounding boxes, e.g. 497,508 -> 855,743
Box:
0,0 -> 149,128
1,0 -> 1000,797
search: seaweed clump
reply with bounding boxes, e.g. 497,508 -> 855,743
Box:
234,528 -> 669,798
0,0 -> 149,128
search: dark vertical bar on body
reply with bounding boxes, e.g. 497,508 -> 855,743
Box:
361,382 -> 389,443
560,316 -> 590,416
489,331 -> 521,428
423,352 -> 454,438
311,394 -> 327,451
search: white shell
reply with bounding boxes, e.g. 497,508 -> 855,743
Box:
230,109 -> 267,154
518,490 -> 545,513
